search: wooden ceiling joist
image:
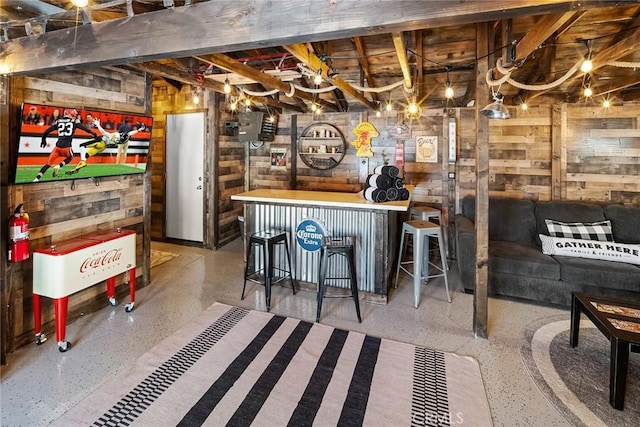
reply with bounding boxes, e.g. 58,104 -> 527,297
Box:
284,43 -> 378,110
131,61 -> 304,112
392,32 -> 413,91
195,53 -> 340,111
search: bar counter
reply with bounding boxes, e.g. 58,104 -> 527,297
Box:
232,188 -> 413,302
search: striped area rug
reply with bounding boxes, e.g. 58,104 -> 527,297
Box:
54,303 -> 492,426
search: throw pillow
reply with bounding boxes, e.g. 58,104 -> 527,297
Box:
539,234 -> 640,265
544,219 -> 613,242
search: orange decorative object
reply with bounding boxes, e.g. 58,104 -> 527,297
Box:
351,122 -> 379,157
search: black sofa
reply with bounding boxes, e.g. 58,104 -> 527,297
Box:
454,196 -> 640,306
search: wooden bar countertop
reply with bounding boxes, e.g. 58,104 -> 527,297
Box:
231,187 -> 414,212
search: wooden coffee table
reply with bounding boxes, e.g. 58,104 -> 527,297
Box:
570,292 -> 640,410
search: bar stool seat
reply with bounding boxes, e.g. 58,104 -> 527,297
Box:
395,220 -> 451,308
317,236 -> 361,323
409,205 -> 449,262
243,229 -> 295,311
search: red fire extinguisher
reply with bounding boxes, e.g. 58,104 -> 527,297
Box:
9,204 -> 30,262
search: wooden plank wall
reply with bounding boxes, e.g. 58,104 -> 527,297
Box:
564,107 -> 640,204
216,99 -> 246,247
457,104 -> 640,205
2,69 -> 149,353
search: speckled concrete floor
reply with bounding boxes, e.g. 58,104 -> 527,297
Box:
0,239 -> 571,426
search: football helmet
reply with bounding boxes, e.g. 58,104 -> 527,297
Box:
63,108 -> 78,120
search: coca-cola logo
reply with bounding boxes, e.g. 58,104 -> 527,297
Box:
79,248 -> 123,273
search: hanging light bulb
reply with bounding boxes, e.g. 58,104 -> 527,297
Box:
404,99 -> 422,119
444,66 -> 454,99
580,58 -> 593,73
520,102 -> 528,111
192,87 -> 199,105
223,76 -> 231,94
230,101 -> 237,111
376,110 -> 381,117
311,103 -> 317,112
445,84 -> 454,99
244,98 -> 251,107
72,0 -> 88,7
386,102 -> 393,112
603,99 -> 611,109
583,86 -> 593,97
314,69 -> 323,86
269,115 -> 275,123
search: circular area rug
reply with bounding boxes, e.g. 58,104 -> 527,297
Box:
521,315 -> 640,426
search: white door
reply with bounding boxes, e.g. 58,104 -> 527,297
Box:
165,112 -> 204,242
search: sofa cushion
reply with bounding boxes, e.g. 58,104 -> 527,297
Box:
540,234 -> 640,265
460,196 -> 536,244
544,219 -> 613,242
556,256 -> 640,292
535,201 -> 606,246
604,204 -> 640,244
489,240 -> 560,280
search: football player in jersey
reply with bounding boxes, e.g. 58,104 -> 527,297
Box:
32,108 -> 98,182
66,118 -> 145,174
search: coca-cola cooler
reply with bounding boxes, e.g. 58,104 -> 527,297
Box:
33,229 -> 137,352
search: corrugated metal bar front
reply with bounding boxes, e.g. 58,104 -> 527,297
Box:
245,202 -> 393,295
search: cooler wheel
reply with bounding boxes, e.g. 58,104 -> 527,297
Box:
35,333 -> 47,346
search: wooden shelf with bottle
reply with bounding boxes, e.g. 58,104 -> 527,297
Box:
298,122 -> 347,170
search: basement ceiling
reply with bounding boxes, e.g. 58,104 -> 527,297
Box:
3,0 -> 640,114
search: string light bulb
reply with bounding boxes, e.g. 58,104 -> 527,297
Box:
386,102 -> 393,112
244,98 -> 251,107
603,99 -> 611,109
583,86 -> 593,97
376,110 -> 381,117
580,58 -> 593,73
520,102 -> 528,111
192,87 -> 199,105
223,76 -> 231,94
311,103 -> 317,112
71,0 -> 88,7
314,69 -> 323,86
444,66 -> 454,99
445,84 -> 454,99
230,101 -> 237,111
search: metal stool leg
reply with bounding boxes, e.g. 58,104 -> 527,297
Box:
437,228 -> 451,303
395,226 -> 407,288
264,240 -> 273,311
283,237 -> 296,295
316,246 -> 328,322
242,239 -> 253,300
347,248 -> 361,323
413,230 -> 424,309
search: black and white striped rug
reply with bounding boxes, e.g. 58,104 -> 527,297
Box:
54,303 -> 492,426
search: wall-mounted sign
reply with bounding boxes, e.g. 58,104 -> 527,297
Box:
351,121 -> 378,157
270,147 -> 287,170
295,218 -> 327,252
416,135 -> 438,163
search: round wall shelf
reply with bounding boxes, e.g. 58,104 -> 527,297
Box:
298,122 -> 347,170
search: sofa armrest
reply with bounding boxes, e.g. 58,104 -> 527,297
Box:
454,214 -> 476,291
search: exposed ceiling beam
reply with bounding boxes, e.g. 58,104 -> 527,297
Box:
353,36 -> 378,103
1,0 -> 582,75
412,30 -> 424,101
284,43 -> 378,110
3,0 -> 65,16
195,53 -> 338,111
528,25 -> 640,102
131,61 -> 304,112
509,11 -> 577,65
392,32 -> 413,91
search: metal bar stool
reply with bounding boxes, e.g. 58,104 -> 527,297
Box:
317,236 -> 361,323
395,220 -> 451,308
410,205 -> 448,261
243,229 -> 295,311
